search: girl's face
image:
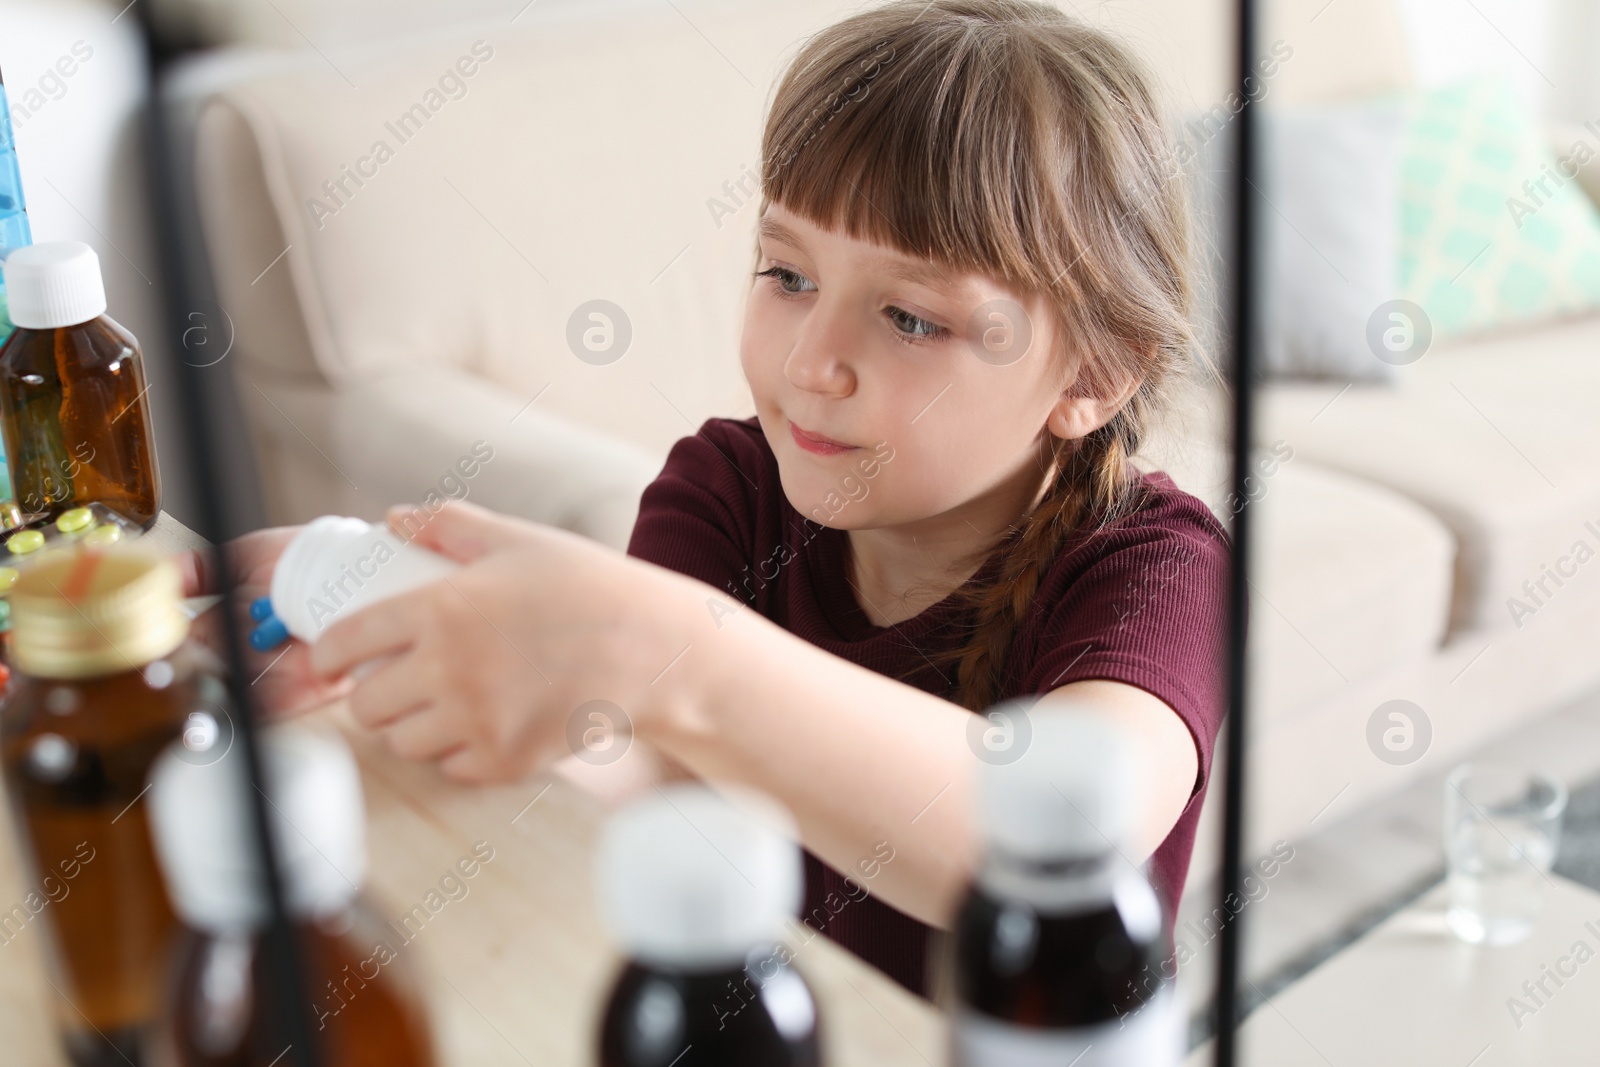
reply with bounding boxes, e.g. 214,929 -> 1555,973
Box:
742,202 -> 1088,533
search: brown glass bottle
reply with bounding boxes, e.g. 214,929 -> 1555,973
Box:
0,547 -> 216,1066
0,241 -> 161,529
0,314 -> 161,528
152,906 -> 437,1067
951,856 -> 1167,1020
146,721 -> 439,1067
599,954 -> 821,1067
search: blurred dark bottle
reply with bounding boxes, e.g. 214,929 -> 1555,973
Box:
0,241 -> 161,530
946,707 -> 1184,1066
145,722 -> 437,1067
597,784 -> 821,1067
0,546 -> 220,1065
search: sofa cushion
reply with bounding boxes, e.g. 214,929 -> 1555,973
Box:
1137,422 -> 1455,721
1398,73 -> 1600,338
1257,98 -> 1409,381
1258,311 -> 1600,633
241,366 -> 663,548
1248,460 -> 1454,719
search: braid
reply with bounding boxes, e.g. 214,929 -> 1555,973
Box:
936,413 -> 1143,711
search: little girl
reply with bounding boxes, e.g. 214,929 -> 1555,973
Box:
224,0 -> 1228,1000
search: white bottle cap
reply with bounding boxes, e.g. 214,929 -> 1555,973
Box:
147,722 -> 368,931
269,515 -> 459,644
977,705 -> 1144,862
2,241 -> 108,329
597,783 -> 802,970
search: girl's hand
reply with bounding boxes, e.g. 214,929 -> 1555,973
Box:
176,525 -> 299,599
180,527 -> 354,718
309,501 -> 699,783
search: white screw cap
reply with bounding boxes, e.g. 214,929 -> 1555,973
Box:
148,722 -> 368,931
597,783 -> 801,970
269,515 -> 459,644
977,705 -> 1144,862
3,241 -> 108,329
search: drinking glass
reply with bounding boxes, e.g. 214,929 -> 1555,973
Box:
1443,763 -> 1566,945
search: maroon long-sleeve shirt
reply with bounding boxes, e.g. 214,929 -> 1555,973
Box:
626,416 -> 1229,999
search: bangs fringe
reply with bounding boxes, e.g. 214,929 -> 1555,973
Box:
760,14 -> 1062,297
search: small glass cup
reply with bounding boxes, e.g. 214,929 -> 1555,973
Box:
1443,763 -> 1567,945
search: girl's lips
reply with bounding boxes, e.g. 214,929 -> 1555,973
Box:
789,421 -> 859,456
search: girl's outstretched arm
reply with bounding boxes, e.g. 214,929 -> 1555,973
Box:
310,501 -> 1198,928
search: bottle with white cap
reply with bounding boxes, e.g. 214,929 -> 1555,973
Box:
947,705 -> 1183,1066
0,544 -> 220,1067
144,723 -> 438,1067
596,783 -> 821,1067
0,240 -> 161,529
248,515 -> 460,652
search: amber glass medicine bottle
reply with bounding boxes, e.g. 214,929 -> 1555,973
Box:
0,241 -> 161,528
597,784 -> 822,1067
0,546 -> 223,1065
145,722 -> 438,1067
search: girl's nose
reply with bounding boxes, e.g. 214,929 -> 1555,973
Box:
783,305 -> 857,398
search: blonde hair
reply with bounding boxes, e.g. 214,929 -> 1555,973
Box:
757,0 -> 1197,710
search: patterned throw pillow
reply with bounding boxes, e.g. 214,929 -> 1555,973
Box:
1398,73 -> 1600,338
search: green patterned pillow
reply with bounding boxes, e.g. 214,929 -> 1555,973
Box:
1398,73 -> 1600,337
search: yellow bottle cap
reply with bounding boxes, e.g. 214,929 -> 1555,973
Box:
57,507 -> 96,534
0,567 -> 17,593
7,529 -> 46,556
84,525 -> 123,548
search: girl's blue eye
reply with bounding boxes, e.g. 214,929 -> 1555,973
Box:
886,306 -> 949,343
755,265 -> 815,295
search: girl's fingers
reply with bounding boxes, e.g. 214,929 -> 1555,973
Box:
387,499 -> 530,563
176,549 -> 216,598
438,745 -> 493,783
379,705 -> 463,762
312,597 -> 420,679
221,526 -> 299,587
348,655 -> 431,729
253,644 -> 353,719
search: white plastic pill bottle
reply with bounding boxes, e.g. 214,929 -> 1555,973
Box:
269,516 -> 459,644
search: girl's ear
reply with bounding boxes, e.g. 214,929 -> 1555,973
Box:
1046,373 -> 1142,441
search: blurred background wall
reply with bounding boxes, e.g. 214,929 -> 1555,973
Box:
147,0 -> 1600,123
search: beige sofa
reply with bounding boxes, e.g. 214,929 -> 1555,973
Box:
182,0 -> 1600,916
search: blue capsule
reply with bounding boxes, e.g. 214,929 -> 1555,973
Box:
249,597 -> 275,622
249,616 -> 289,652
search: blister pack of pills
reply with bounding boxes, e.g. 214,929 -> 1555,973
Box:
0,504 -> 145,605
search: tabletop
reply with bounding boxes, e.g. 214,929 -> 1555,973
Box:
1186,873 -> 1600,1065
0,704 -> 951,1067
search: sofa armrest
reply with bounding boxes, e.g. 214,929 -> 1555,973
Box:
244,366 -> 665,550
